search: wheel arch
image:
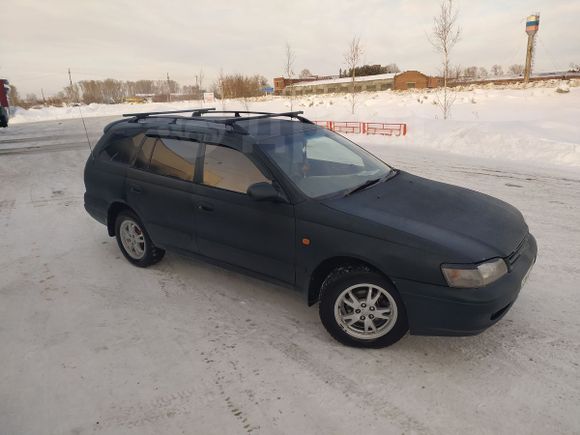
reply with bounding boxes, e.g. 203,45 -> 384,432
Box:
307,255 -> 393,306
107,201 -> 136,236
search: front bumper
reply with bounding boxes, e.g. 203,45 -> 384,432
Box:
396,233 -> 537,336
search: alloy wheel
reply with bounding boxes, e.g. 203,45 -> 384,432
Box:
119,219 -> 146,260
334,283 -> 398,340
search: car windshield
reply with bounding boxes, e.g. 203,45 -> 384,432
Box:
260,128 -> 393,199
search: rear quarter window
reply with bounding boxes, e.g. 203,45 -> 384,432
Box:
99,132 -> 145,164
133,136 -> 156,169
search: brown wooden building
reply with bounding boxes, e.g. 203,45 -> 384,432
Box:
274,77 -> 304,94
393,71 -> 440,90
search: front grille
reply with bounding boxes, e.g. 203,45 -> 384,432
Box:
506,234 -> 528,269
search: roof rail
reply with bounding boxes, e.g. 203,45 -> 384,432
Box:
194,110 -> 314,125
122,107 -> 216,120
191,110 -> 295,118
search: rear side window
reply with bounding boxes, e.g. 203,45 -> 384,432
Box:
100,132 -> 144,164
148,138 -> 198,181
203,145 -> 269,194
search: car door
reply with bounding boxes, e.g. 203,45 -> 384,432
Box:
126,135 -> 200,253
192,143 -> 296,285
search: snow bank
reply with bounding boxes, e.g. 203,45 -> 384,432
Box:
9,86 -> 580,168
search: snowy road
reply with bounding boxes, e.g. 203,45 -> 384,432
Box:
1,117 -> 579,435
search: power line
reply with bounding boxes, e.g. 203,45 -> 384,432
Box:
537,37 -> 566,72
500,34 -> 526,68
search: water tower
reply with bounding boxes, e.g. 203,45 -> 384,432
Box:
524,13 -> 540,83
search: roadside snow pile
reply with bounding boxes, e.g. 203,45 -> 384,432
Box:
9,101 -> 200,123
556,81 -> 570,93
9,86 -> 580,168
358,119 -> 580,168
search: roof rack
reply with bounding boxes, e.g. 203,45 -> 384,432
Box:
194,110 -> 314,126
122,108 -> 216,120
120,108 -> 315,134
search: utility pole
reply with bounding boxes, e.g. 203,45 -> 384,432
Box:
194,74 -> 201,106
166,72 -> 171,102
524,14 -> 540,83
41,88 -> 46,105
68,67 -> 75,103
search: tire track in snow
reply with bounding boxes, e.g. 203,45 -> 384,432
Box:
272,340 -> 432,435
152,260 -> 430,434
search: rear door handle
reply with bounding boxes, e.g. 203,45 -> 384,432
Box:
198,202 -> 214,212
130,185 -> 142,194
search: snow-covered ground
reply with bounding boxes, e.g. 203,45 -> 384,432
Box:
9,83 -> 580,168
1,89 -> 580,434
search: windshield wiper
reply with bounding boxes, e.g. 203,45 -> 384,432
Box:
343,178 -> 382,197
342,170 -> 398,197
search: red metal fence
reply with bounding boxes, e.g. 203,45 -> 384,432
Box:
314,121 -> 407,136
313,121 -> 333,130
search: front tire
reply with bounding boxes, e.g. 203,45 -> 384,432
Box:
114,210 -> 165,267
319,269 -> 408,348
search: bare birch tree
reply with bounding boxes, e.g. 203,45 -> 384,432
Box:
284,43 -> 296,111
509,64 -> 524,76
451,64 -> 463,81
491,64 -> 503,77
429,0 -> 461,119
344,37 -> 363,114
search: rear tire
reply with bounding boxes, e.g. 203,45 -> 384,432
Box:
319,268 -> 408,348
114,210 -> 165,267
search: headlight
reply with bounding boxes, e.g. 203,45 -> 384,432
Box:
441,258 -> 508,288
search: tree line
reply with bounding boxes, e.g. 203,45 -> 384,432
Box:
450,63 -> 525,81
9,72 -> 272,108
213,73 -> 269,99
339,63 -> 400,78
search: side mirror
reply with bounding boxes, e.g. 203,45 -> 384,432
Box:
247,182 -> 287,203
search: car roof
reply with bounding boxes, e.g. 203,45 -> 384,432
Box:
104,115 -> 318,151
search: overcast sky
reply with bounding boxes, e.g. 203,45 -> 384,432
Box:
1,0 -> 579,95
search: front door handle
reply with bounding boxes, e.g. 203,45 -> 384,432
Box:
198,202 -> 214,212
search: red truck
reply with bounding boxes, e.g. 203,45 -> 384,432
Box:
0,79 -> 11,127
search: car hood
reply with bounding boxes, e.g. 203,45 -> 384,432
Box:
322,171 -> 527,261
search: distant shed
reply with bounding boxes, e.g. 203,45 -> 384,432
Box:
276,70 -> 441,96
393,71 -> 440,90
